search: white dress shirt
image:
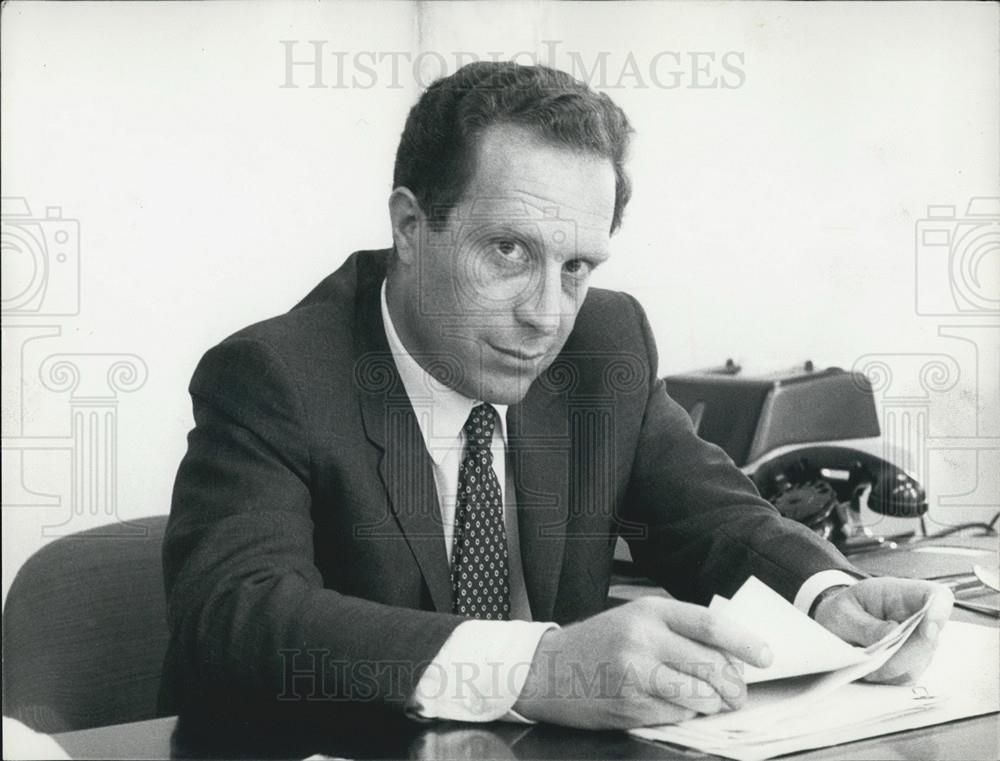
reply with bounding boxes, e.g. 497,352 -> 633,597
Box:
379,279 -> 857,722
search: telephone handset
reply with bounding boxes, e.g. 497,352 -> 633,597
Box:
749,445 -> 928,550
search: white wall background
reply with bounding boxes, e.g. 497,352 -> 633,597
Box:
3,1 -> 998,601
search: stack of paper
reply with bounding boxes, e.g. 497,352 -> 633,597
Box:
631,576 -> 1000,761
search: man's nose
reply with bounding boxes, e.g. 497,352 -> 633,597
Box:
514,266 -> 564,334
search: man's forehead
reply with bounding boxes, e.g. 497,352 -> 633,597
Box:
461,124 -> 617,233
459,189 -> 613,235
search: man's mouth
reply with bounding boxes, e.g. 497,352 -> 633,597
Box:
488,343 -> 548,361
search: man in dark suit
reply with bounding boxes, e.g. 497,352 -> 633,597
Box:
163,61 -> 951,729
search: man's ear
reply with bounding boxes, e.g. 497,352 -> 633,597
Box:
388,187 -> 423,267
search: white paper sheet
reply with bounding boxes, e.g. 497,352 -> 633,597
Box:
632,578 -> 999,761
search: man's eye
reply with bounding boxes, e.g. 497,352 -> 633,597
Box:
493,239 -> 528,262
563,259 -> 593,277
490,238 -> 528,266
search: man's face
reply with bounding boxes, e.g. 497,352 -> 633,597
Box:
398,124 -> 616,404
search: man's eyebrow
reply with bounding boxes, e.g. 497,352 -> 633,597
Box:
568,249 -> 610,264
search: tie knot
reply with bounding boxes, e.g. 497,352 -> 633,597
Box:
464,403 -> 497,453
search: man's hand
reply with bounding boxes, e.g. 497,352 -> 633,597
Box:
812,577 -> 953,685
512,597 -> 773,729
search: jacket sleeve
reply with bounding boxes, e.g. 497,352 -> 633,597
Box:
619,296 -> 861,605
162,336 -> 464,718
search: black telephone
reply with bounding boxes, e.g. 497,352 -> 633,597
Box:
663,361 -> 928,553
749,445 -> 927,550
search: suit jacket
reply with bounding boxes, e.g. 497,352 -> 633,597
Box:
162,249 -> 856,719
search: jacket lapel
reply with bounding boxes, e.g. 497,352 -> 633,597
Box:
508,381 -> 570,622
353,258 -> 453,613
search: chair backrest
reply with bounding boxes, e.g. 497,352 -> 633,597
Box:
2,516 -> 171,733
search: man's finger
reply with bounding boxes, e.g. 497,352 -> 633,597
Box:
655,631 -> 748,710
868,578 -> 953,623
864,629 -> 938,684
829,597 -> 897,647
923,585 -> 954,630
658,602 -> 773,668
647,663 -> 727,716
636,701 -> 697,728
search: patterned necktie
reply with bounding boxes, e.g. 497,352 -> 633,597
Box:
450,403 -> 511,620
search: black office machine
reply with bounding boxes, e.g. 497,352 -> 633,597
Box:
664,361 -> 928,551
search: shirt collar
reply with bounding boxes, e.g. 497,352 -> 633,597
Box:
380,279 -> 508,465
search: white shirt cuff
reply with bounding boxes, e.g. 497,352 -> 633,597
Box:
407,620 -> 558,722
794,570 -> 859,615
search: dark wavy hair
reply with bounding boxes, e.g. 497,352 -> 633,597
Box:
392,61 -> 634,234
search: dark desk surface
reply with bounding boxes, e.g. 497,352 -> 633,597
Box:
51,712 -> 1000,761
53,536 -> 1000,761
